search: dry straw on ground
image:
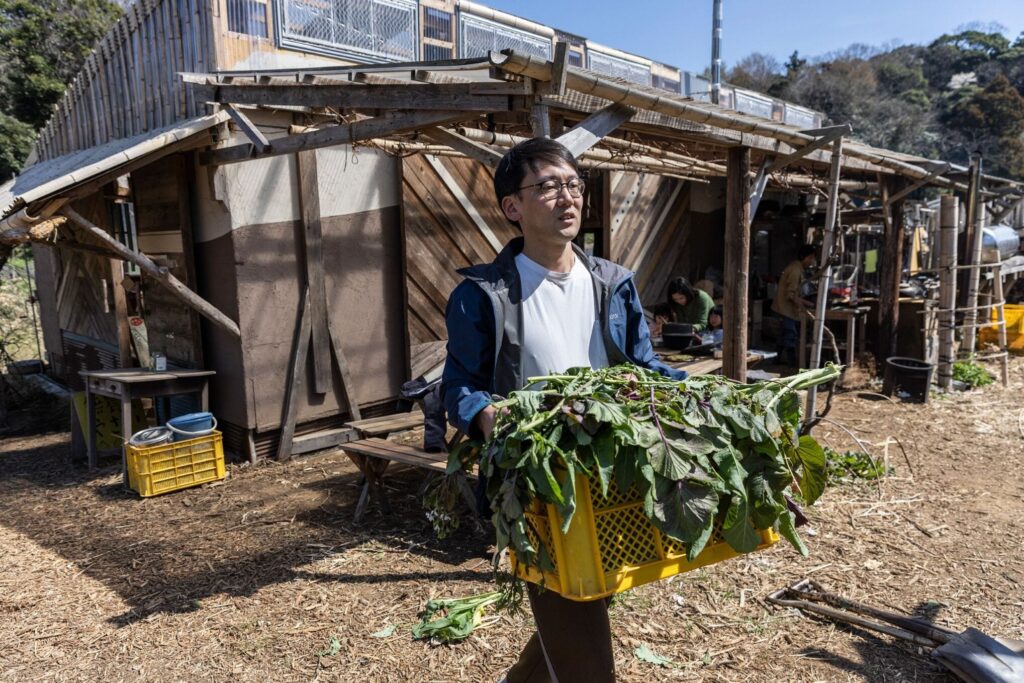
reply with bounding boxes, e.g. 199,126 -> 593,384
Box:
1,358 -> 1022,682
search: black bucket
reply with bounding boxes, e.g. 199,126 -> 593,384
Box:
883,357 -> 935,403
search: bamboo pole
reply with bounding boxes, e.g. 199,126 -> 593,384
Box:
63,208 -> 241,339
961,165 -> 986,358
805,136 -> 844,419
937,195 -> 958,390
992,265 -> 1009,387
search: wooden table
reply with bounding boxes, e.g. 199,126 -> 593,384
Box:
80,369 -> 215,482
799,306 -> 869,378
654,349 -> 763,375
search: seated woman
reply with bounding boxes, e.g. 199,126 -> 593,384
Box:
667,277 -> 715,333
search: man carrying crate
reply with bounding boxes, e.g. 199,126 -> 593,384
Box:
441,138 -> 686,682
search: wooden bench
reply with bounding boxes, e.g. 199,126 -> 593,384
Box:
340,434 -> 477,523
344,409 -> 424,438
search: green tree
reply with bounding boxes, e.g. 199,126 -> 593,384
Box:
940,73 -> 1024,176
0,0 -> 120,173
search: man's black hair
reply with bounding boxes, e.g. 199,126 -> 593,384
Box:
798,244 -> 817,260
493,138 -> 581,225
667,277 -> 696,306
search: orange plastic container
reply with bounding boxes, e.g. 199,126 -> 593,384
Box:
512,473 -> 779,601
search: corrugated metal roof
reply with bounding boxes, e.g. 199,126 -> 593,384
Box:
1,112 -> 228,220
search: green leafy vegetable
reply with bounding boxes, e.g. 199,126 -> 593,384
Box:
441,364 -> 839,584
952,360 -> 994,388
411,591 -> 506,644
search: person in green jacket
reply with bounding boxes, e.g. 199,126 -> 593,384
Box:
667,277 -> 715,333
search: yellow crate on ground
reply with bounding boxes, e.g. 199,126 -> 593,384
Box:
979,304 -> 1024,354
512,473 -> 779,601
127,431 -> 225,497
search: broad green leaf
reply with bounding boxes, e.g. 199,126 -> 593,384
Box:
651,475 -> 718,560
720,496 -> 761,553
591,430 -> 616,497
795,436 -> 828,505
777,509 -> 809,556
370,624 -> 396,638
509,390 -> 544,417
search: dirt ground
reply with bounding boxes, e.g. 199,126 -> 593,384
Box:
1,359 -> 1022,682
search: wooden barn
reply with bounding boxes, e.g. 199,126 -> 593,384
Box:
3,0 -> 1022,464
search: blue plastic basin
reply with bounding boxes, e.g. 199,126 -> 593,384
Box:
167,412 -> 216,442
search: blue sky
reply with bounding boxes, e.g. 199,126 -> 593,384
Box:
482,1 -> 1024,72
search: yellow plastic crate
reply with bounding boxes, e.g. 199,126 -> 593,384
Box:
512,473 -> 779,601
979,304 -> 1024,354
127,431 -> 225,497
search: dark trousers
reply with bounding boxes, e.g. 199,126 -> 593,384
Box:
777,315 -> 799,366
504,585 -> 615,683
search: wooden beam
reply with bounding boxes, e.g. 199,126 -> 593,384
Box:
723,147 -> 751,382
110,259 -> 132,367
422,126 -> 503,168
764,124 -> 851,174
555,102 -> 636,158
876,176 -> 905,367
191,81 -> 514,111
551,41 -> 570,96
62,208 -> 241,339
201,109 -> 469,165
277,285 -> 311,461
296,150 -> 332,394
327,313 -> 362,422
224,104 -> 270,154
884,163 -> 950,205
423,155 -> 504,253
530,99 -> 551,138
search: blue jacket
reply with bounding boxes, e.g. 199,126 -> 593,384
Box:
441,237 -> 687,438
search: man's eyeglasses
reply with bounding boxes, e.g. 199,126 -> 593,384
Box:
518,177 -> 586,200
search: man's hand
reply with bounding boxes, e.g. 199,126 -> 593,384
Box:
475,405 -> 498,440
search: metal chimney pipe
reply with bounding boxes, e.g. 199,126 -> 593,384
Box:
711,0 -> 723,104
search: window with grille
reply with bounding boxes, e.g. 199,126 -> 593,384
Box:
568,51 -> 583,67
278,0 -> 418,63
587,50 -> 650,86
651,75 -> 680,93
228,0 -> 269,37
458,13 -> 551,59
423,42 -> 453,60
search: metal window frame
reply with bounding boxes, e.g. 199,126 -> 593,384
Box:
273,0 -> 420,65
457,12 -> 552,59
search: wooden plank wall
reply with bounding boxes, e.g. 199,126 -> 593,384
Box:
35,0 -> 216,161
401,154 -> 519,361
609,171 -> 692,305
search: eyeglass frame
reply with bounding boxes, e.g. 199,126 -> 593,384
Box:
516,176 -> 587,200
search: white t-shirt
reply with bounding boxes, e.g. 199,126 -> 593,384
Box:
515,252 -> 609,386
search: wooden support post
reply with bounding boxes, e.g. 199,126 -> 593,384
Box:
723,146 -> 751,382
277,286 -> 311,461
937,195 -> 958,390
876,177 -> 905,368
961,168 -> 987,358
530,99 -> 551,138
63,208 -> 241,339
110,259 -> 132,367
296,150 -> 332,395
805,136 -> 844,419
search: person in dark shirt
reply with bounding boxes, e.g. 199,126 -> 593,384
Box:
667,277 -> 715,333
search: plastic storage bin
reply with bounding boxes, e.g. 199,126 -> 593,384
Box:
512,472 -> 779,601
979,304 -> 1024,354
127,431 -> 225,497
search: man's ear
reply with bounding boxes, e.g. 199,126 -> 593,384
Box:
501,195 -> 521,223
